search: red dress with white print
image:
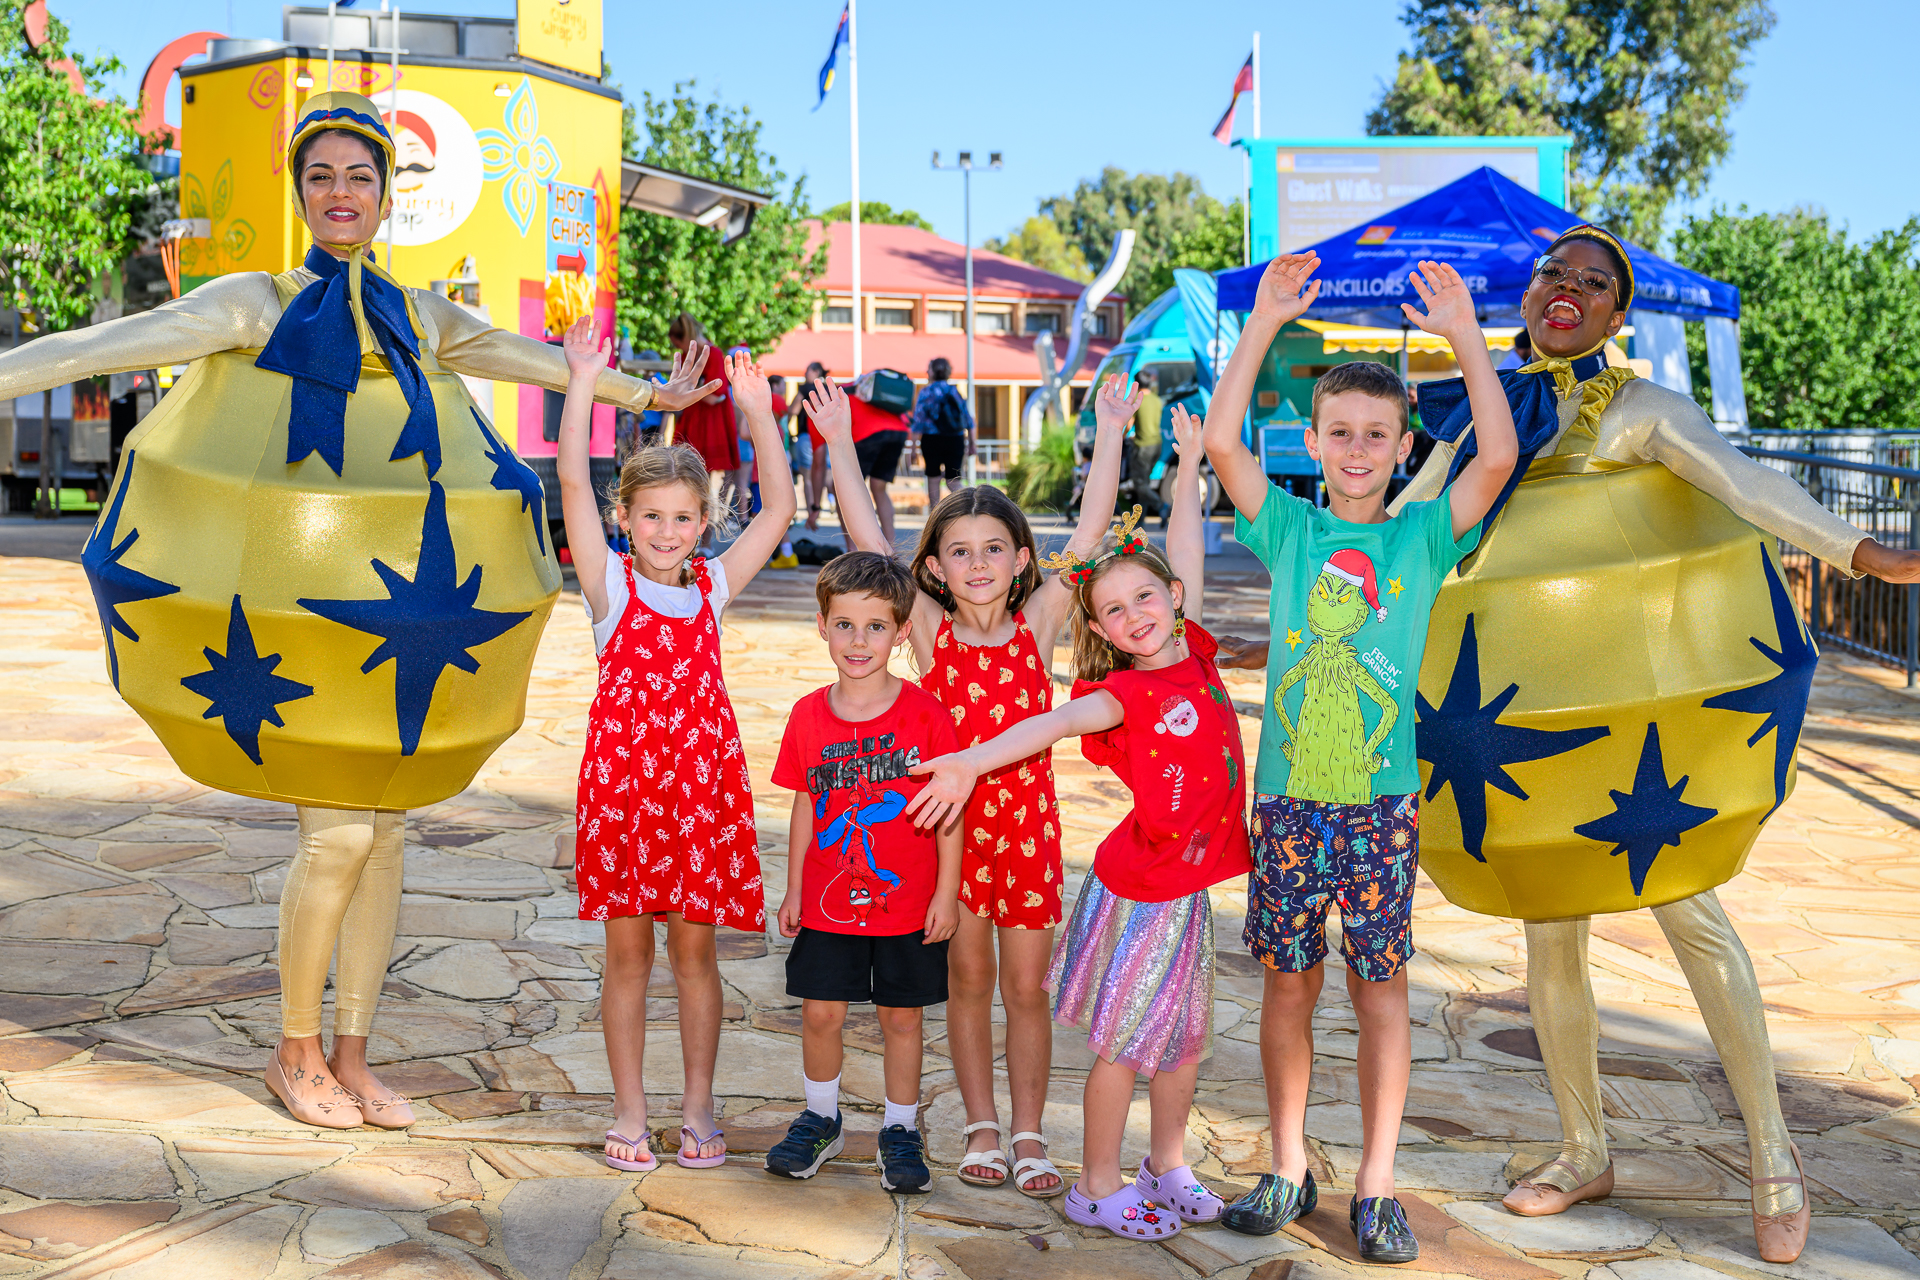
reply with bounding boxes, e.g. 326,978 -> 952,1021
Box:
921,613 -> 1063,929
575,555 -> 765,928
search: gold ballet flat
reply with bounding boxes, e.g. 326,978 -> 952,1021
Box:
265,1055 -> 364,1130
1752,1142 -> 1810,1264
1502,1158 -> 1614,1217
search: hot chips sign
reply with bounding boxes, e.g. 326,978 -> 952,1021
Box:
544,179 -> 597,336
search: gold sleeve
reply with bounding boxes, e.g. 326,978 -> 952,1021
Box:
1387,435 -> 1459,517
0,273 -> 281,400
414,290 -> 655,413
1615,381 -> 1867,576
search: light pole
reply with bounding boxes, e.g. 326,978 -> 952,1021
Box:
932,149 -> 1000,485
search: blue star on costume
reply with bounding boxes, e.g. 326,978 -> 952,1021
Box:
1574,722 -> 1718,895
298,481 -> 531,756
1417,350 -> 1608,535
255,243 -> 440,477
80,450 -> 180,690
180,595 -> 315,765
1701,546 -> 1818,818
472,408 -> 547,553
1416,613 -> 1611,860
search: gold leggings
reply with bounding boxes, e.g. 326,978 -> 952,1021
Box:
279,806 -> 406,1039
1524,888 -> 1800,1214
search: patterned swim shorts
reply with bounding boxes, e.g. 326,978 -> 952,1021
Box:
1243,792 -> 1419,982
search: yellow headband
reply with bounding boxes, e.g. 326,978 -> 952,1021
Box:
287,91 -> 396,244
1546,224 -> 1636,311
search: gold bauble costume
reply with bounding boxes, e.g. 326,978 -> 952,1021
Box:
5,94 -> 659,1047
1394,353 -> 1861,1227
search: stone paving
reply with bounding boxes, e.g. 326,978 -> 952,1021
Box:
1,543 -> 1919,1280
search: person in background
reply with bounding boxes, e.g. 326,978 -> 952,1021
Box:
908,356 -> 975,508
768,374 -> 800,568
809,373 -> 910,550
798,361 -> 832,531
668,314 -> 739,518
1498,326 -> 1533,370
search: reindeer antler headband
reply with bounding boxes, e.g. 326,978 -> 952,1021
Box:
1037,505 -> 1150,586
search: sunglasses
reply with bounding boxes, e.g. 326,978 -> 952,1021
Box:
1532,255 -> 1618,299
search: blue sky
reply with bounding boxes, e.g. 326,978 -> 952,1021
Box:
65,0 -> 1920,250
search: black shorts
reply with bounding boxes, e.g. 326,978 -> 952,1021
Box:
919,433 -> 964,480
786,926 -> 949,1007
855,430 -> 908,483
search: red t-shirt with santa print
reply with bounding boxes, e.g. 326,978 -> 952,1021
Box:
1069,624 -> 1251,903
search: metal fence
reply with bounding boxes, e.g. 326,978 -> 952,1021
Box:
1748,430 -> 1920,472
1741,447 -> 1919,683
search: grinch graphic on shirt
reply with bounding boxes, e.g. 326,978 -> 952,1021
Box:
1273,548 -> 1397,804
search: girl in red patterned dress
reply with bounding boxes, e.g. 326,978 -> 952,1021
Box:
801,375 -> 1136,1196
557,319 -> 794,1173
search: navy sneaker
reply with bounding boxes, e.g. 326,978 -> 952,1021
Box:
764,1109 -> 844,1179
876,1124 -> 931,1193
1351,1195 -> 1419,1264
1222,1169 -> 1317,1235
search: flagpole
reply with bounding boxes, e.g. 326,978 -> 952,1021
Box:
848,0 -> 862,378
1252,31 -> 1261,136
1246,32 -> 1259,266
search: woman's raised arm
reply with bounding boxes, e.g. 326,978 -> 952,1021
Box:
0,273 -> 281,402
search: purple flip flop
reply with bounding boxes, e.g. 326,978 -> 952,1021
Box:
676,1124 -> 727,1169
605,1130 -> 657,1173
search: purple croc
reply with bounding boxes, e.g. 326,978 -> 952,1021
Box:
1135,1159 -> 1228,1223
1063,1182 -> 1183,1240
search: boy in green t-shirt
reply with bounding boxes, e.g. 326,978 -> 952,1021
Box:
1201,253 -> 1518,1261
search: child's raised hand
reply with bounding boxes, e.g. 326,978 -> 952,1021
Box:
1253,252 -> 1321,324
805,381 -> 854,446
1092,372 -> 1144,436
653,338 -> 724,411
905,753 -> 977,830
1400,260 -> 1476,341
1171,402 -> 1204,458
726,350 -> 773,418
562,315 -> 608,379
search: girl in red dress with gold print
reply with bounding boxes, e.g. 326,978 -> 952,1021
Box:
801,375 -> 1135,1198
558,319 -> 794,1175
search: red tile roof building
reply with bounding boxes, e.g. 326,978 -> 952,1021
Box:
759,221 -> 1122,450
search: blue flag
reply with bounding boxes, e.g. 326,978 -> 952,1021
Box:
814,5 -> 849,110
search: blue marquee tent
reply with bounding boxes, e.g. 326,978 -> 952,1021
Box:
1216,166 -> 1740,326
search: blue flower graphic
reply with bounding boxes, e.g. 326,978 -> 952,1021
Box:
475,78 -> 561,237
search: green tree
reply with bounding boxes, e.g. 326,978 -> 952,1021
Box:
818,200 -> 932,231
1016,168 -> 1229,312
1368,1 -> 1776,246
1138,199 -> 1245,305
1668,206 -> 1920,434
0,0 -> 150,515
983,216 -> 1090,282
618,81 -> 826,353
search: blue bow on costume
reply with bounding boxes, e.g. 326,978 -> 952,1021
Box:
256,243 -> 440,477
1419,350 -> 1608,535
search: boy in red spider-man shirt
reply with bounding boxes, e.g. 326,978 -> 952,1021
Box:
766,550 -> 960,1192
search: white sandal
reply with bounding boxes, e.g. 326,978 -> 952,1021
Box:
956,1119 -> 1009,1187
1009,1130 -> 1067,1199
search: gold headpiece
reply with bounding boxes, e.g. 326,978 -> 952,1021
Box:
1038,505 -> 1148,585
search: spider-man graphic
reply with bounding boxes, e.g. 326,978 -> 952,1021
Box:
815,771 -> 905,926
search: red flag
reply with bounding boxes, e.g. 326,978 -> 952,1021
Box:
1212,54 -> 1255,144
